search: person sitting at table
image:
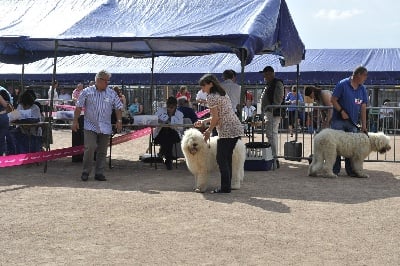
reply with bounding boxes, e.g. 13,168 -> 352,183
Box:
10,90 -> 43,154
58,88 -> 72,103
128,97 -> 144,122
153,96 -> 184,170
177,96 -> 198,123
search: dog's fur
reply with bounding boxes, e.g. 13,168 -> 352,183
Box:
181,128 -> 246,192
308,128 -> 391,178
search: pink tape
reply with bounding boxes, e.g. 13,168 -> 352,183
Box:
54,104 -> 76,111
0,127 -> 153,168
196,109 -> 210,118
112,127 -> 152,145
0,146 -> 84,168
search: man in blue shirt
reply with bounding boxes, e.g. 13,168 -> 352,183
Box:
177,96 -> 198,124
331,66 -> 369,177
285,86 -> 304,137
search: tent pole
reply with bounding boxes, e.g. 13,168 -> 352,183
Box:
294,64 -> 300,141
49,40 -> 58,118
150,55 -> 155,114
44,40 -> 58,173
20,64 -> 25,94
239,49 -> 246,121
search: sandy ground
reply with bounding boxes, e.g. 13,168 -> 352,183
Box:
1,128 -> 400,265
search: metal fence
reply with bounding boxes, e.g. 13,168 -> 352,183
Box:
259,105 -> 400,163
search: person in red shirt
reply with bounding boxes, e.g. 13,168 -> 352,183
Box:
245,90 -> 253,103
176,86 -> 191,102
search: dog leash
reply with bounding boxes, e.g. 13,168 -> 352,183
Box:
344,118 -> 369,137
341,107 -> 368,137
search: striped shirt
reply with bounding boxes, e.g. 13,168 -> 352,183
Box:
76,86 -> 123,135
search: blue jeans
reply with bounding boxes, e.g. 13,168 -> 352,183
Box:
331,119 -> 358,175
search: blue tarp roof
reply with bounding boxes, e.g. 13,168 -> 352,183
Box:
1,49 -> 399,85
0,0 -> 304,66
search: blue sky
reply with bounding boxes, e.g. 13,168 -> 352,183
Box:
285,0 -> 400,49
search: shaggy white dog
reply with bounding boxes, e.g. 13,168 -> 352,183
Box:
181,128 -> 246,192
308,128 -> 391,178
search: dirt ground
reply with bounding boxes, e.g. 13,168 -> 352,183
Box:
1,129 -> 399,265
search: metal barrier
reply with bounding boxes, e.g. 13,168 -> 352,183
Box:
265,105 -> 400,163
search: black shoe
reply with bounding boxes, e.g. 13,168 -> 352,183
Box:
275,159 -> 280,169
347,172 -> 358,177
210,188 -> 230,194
159,147 -> 166,157
165,159 -> 173,170
81,172 -> 89,181
94,174 -> 107,181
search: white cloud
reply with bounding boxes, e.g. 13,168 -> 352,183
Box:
314,9 -> 364,20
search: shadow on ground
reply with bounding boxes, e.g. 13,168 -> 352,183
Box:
1,158 -> 400,213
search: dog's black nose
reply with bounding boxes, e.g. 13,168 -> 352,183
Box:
193,143 -> 197,147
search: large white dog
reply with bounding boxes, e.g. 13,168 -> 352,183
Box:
181,128 -> 246,192
308,128 -> 391,178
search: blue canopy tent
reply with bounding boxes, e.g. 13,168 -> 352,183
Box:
0,0 -> 305,116
0,0 -> 304,66
1,49 -> 400,86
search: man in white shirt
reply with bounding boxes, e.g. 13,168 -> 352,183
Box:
242,99 -> 256,121
195,89 -> 208,112
379,99 -> 395,131
221,69 -> 241,116
48,80 -> 59,100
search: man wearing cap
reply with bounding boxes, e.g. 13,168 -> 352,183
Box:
260,66 -> 284,168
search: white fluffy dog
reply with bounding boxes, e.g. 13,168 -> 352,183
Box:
181,128 -> 246,192
308,128 -> 391,178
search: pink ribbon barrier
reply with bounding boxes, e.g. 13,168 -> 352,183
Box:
0,127 -> 153,168
196,109 -> 209,118
0,146 -> 84,168
54,104 -> 76,111
111,127 -> 152,145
